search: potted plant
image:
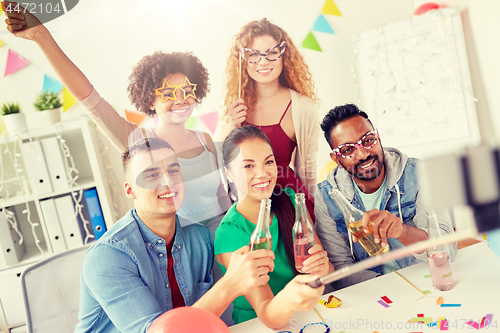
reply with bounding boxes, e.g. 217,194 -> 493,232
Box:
33,91 -> 63,126
1,102 -> 27,133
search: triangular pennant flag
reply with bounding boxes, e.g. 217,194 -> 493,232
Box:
62,86 -> 77,112
185,116 -> 198,130
199,111 -> 218,134
302,32 -> 322,52
4,49 -> 30,77
312,15 -> 335,34
0,39 -> 4,48
322,0 -> 342,16
125,109 -> 147,126
42,75 -> 63,93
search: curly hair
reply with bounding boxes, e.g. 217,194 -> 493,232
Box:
127,51 -> 210,117
222,18 -> 318,121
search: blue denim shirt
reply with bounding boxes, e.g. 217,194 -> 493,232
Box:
74,209 -> 213,333
315,148 -> 456,289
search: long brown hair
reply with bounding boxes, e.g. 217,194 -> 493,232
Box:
223,126 -> 298,275
222,18 -> 318,123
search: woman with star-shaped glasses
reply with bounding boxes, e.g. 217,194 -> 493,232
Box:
3,5 -> 231,236
215,18 -> 321,222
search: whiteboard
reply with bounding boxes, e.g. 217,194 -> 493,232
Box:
353,7 -> 479,151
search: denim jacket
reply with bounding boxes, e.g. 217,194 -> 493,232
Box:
315,148 -> 456,289
75,209 -> 213,333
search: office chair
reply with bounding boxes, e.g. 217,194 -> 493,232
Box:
20,244 -> 91,333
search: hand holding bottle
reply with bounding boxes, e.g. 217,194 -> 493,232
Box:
223,246 -> 275,297
359,209 -> 404,247
299,244 -> 330,276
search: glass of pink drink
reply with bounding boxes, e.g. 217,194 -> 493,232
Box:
427,250 -> 456,291
294,238 -> 314,273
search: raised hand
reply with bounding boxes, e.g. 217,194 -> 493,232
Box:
2,1 -> 46,40
228,98 -> 248,128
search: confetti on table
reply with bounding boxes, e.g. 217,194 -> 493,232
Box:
424,274 -> 431,278
423,290 -> 432,294
440,318 -> 449,330
440,304 -> 461,307
436,297 -> 444,305
381,296 -> 393,304
417,314 -> 424,317
409,317 -> 433,325
377,300 -> 390,308
466,320 -> 480,330
466,314 -> 493,329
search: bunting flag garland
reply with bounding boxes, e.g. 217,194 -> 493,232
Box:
322,0 -> 342,16
0,39 -> 5,48
62,86 -> 77,111
312,15 -> 335,34
125,109 -> 147,126
42,74 -> 63,93
199,112 -> 218,134
302,31 -> 322,52
185,116 -> 198,130
4,49 -> 30,76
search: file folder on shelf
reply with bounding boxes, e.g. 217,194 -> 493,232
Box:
54,195 -> 85,249
0,209 -> 27,266
21,140 -> 53,195
39,199 -> 67,253
40,137 -> 69,192
83,188 -> 107,240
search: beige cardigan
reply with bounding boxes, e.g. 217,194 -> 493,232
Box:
214,89 -> 320,196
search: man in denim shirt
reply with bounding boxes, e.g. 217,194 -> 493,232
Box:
315,104 -> 456,290
75,138 -> 274,332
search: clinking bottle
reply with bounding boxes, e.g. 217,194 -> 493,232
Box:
249,199 -> 273,251
293,193 -> 315,273
329,188 -> 389,256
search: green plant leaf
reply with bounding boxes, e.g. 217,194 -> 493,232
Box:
1,102 -> 21,116
33,91 -> 63,111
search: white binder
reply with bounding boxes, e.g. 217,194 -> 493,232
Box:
0,209 -> 27,266
21,140 -> 53,195
40,137 -> 69,192
39,199 -> 67,253
54,195 -> 84,249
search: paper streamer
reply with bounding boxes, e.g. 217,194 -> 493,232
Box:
4,49 -> 30,77
199,111 -> 218,134
124,109 -> 147,126
440,304 -> 461,307
185,116 -> 198,130
381,296 -> 393,304
42,74 -> 63,93
62,86 -> 77,111
322,0 -> 342,16
302,31 -> 322,52
423,290 -> 432,294
312,15 -> 335,34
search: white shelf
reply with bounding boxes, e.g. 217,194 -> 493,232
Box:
0,245 -> 47,272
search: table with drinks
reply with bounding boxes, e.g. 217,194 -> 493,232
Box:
229,241 -> 500,333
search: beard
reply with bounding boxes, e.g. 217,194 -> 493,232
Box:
338,152 -> 385,181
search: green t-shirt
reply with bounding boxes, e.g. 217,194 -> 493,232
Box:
214,188 -> 296,324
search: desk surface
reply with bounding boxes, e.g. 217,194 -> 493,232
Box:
229,241 -> 500,333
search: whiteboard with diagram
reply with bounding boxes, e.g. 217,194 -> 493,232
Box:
353,7 -> 479,152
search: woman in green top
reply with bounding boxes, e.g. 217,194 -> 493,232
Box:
214,126 -> 334,328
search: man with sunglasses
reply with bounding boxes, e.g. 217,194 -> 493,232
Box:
314,104 -> 456,289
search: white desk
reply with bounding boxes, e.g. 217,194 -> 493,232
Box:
230,242 -> 500,333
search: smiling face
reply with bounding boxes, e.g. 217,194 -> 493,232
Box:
329,115 -> 385,184
225,138 -> 277,204
125,147 -> 185,219
151,72 -> 196,122
245,35 -> 283,85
